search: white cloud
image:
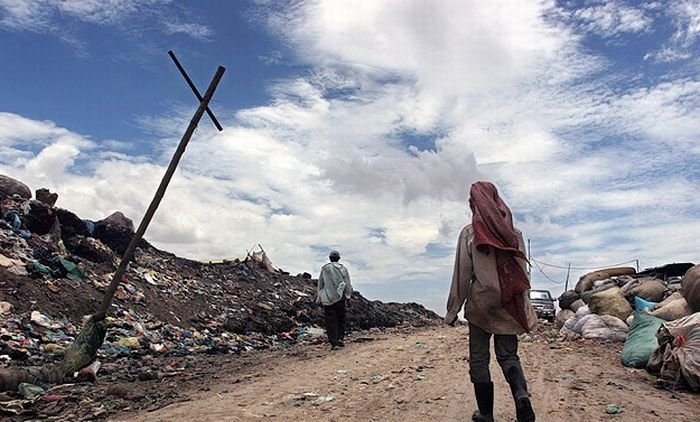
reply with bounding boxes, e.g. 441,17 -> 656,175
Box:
53,0 -> 145,25
163,21 -> 214,41
0,0 -> 50,31
569,0 -> 653,38
645,0 -> 700,62
0,0 -> 212,42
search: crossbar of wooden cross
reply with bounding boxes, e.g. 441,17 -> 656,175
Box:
168,50 -> 224,131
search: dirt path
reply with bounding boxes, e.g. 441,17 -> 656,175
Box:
126,325 -> 699,422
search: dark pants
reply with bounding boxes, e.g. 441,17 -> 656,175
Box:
323,298 -> 346,346
468,323 -> 523,384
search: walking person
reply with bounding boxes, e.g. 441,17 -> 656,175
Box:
445,181 -> 538,422
317,250 -> 353,350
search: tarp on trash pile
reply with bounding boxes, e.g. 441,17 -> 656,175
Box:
247,248 -> 276,273
621,311 -> 663,368
634,296 -> 657,311
647,312 -> 700,392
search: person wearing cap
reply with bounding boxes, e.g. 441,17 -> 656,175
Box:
445,181 -> 537,422
316,250 -> 353,350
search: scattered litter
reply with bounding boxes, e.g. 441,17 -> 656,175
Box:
311,395 -> 335,406
18,383 -> 45,400
605,404 -> 623,414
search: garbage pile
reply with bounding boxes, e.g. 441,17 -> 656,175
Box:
0,175 -> 440,413
555,263 -> 700,392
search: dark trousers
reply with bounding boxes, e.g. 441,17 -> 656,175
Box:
323,298 -> 346,346
468,323 -> 523,384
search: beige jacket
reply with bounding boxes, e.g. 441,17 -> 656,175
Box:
445,224 -> 538,334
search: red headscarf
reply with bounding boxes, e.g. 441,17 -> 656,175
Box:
469,181 -> 530,331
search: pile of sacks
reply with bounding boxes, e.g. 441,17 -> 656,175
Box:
556,264 -> 700,392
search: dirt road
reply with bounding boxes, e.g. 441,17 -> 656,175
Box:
127,325 -> 699,422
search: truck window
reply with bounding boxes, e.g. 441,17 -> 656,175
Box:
529,290 -> 551,300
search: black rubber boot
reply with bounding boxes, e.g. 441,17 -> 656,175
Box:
471,382 -> 494,422
506,367 -> 535,422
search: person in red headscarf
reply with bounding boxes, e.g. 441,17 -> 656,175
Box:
445,181 -> 537,422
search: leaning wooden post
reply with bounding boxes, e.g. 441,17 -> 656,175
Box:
59,64 -> 226,378
98,65 -> 225,315
0,57 -> 228,392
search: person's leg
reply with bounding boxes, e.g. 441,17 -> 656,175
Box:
495,334 -> 535,422
324,304 -> 339,348
469,323 -> 494,422
336,298 -> 346,346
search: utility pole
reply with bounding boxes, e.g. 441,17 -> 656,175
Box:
564,262 -> 571,291
527,238 -> 531,278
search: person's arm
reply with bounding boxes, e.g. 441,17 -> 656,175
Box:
445,227 -> 473,325
515,230 -> 529,282
316,268 -> 325,304
344,269 -> 353,299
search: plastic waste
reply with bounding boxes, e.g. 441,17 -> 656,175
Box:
18,383 -> 45,400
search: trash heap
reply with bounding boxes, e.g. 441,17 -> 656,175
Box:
554,263 -> 700,392
0,175 -> 440,391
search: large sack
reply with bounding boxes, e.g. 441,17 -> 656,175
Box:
621,311 -> 664,368
575,271 -> 610,293
0,174 -> 31,199
575,267 -> 636,293
573,314 -> 598,334
681,265 -> 700,312
555,309 -> 575,328
655,291 -> 683,310
558,290 -> 579,310
647,312 -> 700,392
626,279 -> 666,303
564,305 -> 590,333
580,282 -> 617,304
580,314 -> 628,342
589,287 -> 632,321
100,211 -> 135,232
648,298 -> 693,321
570,299 -> 585,313
620,277 -> 640,294
559,325 -> 580,340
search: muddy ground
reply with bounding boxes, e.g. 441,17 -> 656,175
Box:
114,324 -> 700,422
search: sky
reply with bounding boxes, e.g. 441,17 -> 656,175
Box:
1,0 -> 699,315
